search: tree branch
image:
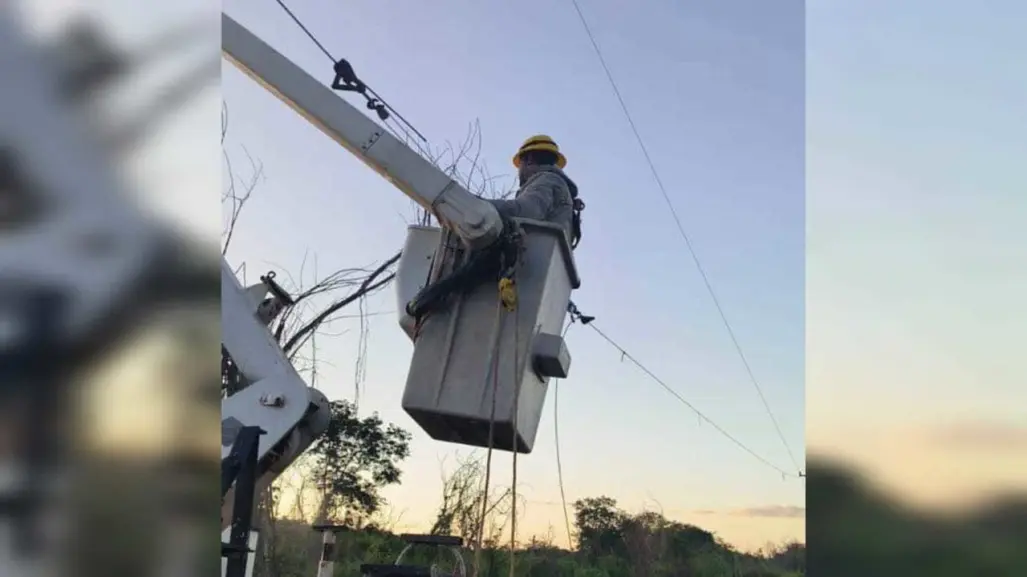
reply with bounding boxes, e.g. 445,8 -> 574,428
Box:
282,251 -> 401,354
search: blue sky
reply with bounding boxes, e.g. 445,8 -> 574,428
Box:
33,0 -> 1025,551
217,0 -> 806,547
807,0 -> 1025,429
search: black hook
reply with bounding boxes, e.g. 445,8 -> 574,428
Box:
366,98 -> 389,120
332,59 -> 363,91
331,59 -> 390,121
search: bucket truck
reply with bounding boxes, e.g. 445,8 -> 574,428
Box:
220,13 -> 580,577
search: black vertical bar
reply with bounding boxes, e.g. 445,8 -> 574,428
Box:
0,286 -> 65,556
224,425 -> 261,577
321,539 -> 335,562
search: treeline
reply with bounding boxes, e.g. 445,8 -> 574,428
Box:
249,399 -> 803,576
256,501 -> 803,577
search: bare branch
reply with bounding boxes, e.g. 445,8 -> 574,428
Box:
282,251 -> 401,354
388,119 -> 517,227
221,109 -> 264,256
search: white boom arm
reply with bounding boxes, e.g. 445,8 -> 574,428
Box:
220,259 -> 331,530
220,13 -> 505,250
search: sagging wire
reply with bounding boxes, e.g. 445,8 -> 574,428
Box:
568,0 -> 802,474
566,302 -> 802,480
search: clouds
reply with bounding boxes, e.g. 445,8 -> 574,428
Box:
691,506 -> 806,518
925,421 -> 1027,453
732,505 -> 806,518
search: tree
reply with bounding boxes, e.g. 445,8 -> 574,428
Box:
573,496 -> 627,558
430,453 -> 516,545
307,399 -> 412,525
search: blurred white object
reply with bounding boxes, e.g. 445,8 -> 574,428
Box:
0,11 -> 160,346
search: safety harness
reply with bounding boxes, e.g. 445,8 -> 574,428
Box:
406,172 -> 582,321
571,194 -> 585,250
405,221 -> 523,321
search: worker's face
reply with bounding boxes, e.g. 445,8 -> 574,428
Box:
517,155 -> 536,184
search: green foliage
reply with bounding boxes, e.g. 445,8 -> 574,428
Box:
257,404 -> 805,576
306,399 -> 412,523
258,503 -> 802,577
252,403 -> 1027,577
807,456 -> 1027,577
572,496 -> 626,557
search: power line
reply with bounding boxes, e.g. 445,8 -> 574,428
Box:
567,0 -> 801,473
270,0 -> 428,144
272,0 -> 334,61
551,310 -> 799,558
569,309 -> 801,479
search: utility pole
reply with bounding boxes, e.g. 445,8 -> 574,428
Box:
311,524 -> 346,577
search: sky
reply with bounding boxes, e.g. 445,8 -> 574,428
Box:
805,0 -> 1026,510
22,0 -> 1025,554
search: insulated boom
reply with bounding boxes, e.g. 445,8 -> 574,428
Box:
220,13 -> 504,250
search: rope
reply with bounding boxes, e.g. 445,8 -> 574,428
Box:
508,300 -> 520,577
553,321 -> 575,549
472,254 -> 523,577
472,300 -> 505,575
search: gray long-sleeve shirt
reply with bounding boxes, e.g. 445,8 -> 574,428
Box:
486,164 -> 578,244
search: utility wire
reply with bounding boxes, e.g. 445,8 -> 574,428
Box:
270,0 -> 428,143
571,310 -> 801,479
272,0 -> 333,61
568,0 -> 801,473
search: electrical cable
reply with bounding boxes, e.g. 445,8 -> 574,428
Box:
271,0 -> 333,61
587,319 -> 802,479
270,0 -> 428,143
567,0 -> 801,473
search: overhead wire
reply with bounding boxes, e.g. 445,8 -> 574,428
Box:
578,313 -> 801,479
271,0 -> 333,61
270,0 -> 429,145
567,0 -> 802,474
551,305 -> 799,560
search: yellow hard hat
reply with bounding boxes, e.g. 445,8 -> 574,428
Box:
513,134 -> 567,169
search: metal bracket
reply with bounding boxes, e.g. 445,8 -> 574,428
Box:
360,129 -> 383,153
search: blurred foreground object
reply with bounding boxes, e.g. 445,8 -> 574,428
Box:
807,456 -> 1027,576
1,7 -> 218,577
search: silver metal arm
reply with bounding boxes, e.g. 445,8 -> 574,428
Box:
220,259 -> 331,529
221,13 -> 504,250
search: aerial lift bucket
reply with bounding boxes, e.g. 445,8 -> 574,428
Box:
396,218 -> 580,453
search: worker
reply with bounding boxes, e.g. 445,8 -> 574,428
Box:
487,134 -> 582,248
406,135 -> 583,318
